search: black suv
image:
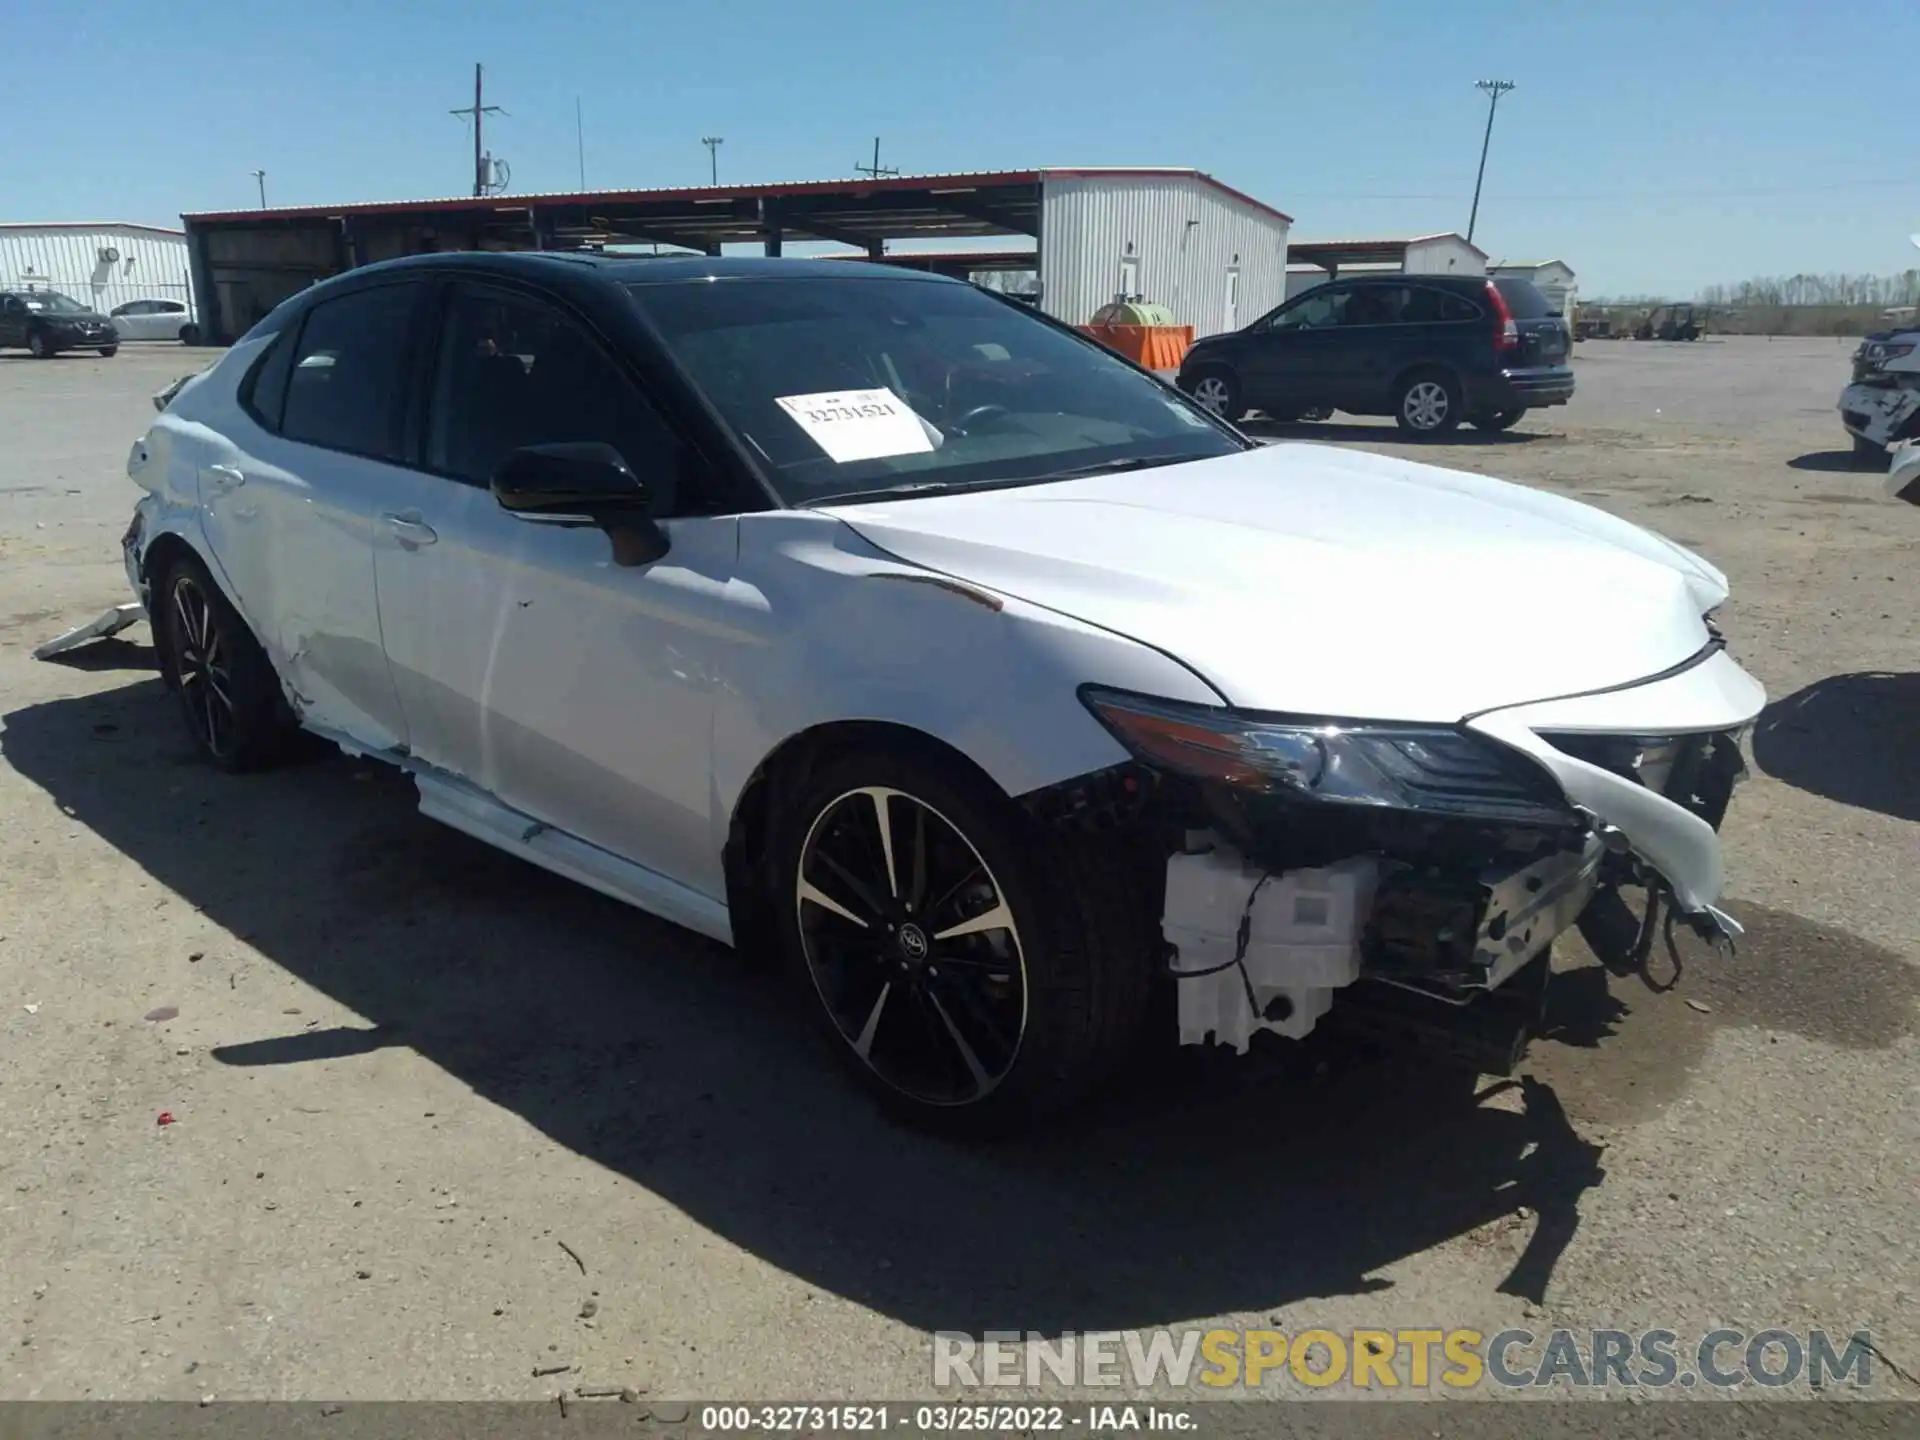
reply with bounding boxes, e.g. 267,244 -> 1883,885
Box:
0,289 -> 120,358
1177,274 -> 1572,435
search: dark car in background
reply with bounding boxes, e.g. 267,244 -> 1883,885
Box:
0,290 -> 120,358
1177,274 -> 1572,435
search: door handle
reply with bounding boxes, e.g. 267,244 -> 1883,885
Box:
204,463 -> 246,492
382,512 -> 438,547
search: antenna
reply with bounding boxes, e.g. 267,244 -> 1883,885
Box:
856,137 -> 899,180
450,63 -> 506,198
701,136 -> 724,186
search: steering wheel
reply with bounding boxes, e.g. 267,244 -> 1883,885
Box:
952,403 -> 1012,435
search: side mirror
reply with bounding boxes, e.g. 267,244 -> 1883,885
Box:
491,442 -> 654,518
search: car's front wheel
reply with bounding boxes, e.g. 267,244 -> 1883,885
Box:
1470,407 -> 1525,432
774,749 -> 1152,1133
1394,369 -> 1462,436
157,553 -> 295,772
98,346 -> 118,358
1852,434 -> 1888,469
27,329 -> 54,359
1184,366 -> 1243,422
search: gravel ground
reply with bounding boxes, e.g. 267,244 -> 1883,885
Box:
0,337 -> 1914,1411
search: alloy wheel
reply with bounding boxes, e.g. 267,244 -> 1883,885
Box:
795,786 -> 1029,1106
1403,380 -> 1450,430
171,576 -> 235,759
1191,375 -> 1232,416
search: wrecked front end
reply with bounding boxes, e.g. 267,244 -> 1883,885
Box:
1032,649 -> 1763,1073
1840,335 -> 1920,450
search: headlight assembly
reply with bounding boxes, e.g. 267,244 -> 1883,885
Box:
1079,687 -> 1576,825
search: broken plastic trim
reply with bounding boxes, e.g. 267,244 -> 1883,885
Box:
33,603 -> 145,661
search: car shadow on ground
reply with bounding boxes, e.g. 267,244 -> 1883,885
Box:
3,678 -> 1908,1334
1786,450 -> 1880,473
1752,672 -> 1920,823
1238,417 -> 1551,447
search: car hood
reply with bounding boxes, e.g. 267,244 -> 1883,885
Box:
822,443 -> 1730,722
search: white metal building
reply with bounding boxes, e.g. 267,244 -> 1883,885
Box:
180,168 -> 1293,344
1284,233 -> 1490,292
0,222 -> 194,315
1490,259 -> 1577,326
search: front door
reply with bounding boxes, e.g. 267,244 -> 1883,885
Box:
371,280 -> 740,896
1239,283 -> 1354,413
194,282 -> 418,752
0,296 -> 26,348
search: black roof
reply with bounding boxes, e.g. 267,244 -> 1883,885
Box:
350,251 -> 950,287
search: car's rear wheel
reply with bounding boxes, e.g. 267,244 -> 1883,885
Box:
774,749 -> 1152,1134
1470,407 -> 1526,432
179,324 -> 201,346
1185,366 -> 1243,422
1394,369 -> 1462,435
27,329 -> 54,359
157,553 -> 295,773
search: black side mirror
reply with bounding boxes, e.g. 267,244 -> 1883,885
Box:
492,441 -> 655,518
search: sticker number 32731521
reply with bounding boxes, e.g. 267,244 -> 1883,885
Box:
775,388 -> 937,464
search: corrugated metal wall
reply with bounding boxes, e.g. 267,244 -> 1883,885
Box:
1038,174 -> 1289,339
0,227 -> 194,313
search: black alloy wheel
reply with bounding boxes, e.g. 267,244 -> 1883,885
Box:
158,553 -> 295,772
795,784 -> 1029,1108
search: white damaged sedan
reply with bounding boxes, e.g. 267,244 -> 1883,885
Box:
121,253 -> 1764,1131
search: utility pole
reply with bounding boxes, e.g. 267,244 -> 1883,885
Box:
576,97 -> 586,190
1466,79 -> 1515,245
252,169 -> 267,208
451,63 -> 505,198
701,136 -> 724,186
855,137 -> 899,180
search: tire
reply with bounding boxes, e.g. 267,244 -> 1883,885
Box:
1852,434 -> 1888,469
179,324 -> 201,346
155,552 -> 295,773
1469,407 -> 1526,432
1393,368 -> 1462,436
27,328 -> 54,359
98,346 -> 118,358
1184,366 -> 1244,422
772,748 -> 1154,1135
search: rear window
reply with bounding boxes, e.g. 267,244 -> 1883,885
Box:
1492,279 -> 1559,320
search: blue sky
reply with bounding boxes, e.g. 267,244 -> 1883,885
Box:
3,0 -> 1910,296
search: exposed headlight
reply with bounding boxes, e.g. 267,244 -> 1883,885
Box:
1881,342 -> 1916,362
1079,687 -> 1576,825
1541,733 -> 1684,795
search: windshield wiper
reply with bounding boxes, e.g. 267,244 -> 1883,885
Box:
1022,455 -> 1191,482
800,456 -> 1196,508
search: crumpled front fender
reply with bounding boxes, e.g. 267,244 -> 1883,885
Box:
1466,648 -> 1767,915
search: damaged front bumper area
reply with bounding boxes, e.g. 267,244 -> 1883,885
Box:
1066,648 -> 1766,1066
1839,378 -> 1920,449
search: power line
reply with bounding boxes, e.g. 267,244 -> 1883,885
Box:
1290,175 -> 1920,204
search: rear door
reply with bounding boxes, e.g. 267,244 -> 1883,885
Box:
1493,278 -> 1571,367
0,295 -> 26,348
1325,283 -> 1415,410
194,280 -> 421,752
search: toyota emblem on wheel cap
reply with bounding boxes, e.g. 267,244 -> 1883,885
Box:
897,924 -> 930,961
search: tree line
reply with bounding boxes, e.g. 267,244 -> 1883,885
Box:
1694,270 -> 1920,307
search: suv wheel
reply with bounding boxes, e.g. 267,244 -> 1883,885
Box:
1185,367 -> 1243,422
1394,369 -> 1462,436
27,328 -> 54,359
773,749 -> 1152,1134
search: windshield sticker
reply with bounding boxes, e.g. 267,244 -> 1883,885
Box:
776,388 -> 936,464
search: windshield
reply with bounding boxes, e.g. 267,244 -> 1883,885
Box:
627,276 -> 1245,505
1492,278 -> 1558,320
19,291 -> 91,314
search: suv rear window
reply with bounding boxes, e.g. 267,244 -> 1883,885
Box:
1492,279 -> 1559,320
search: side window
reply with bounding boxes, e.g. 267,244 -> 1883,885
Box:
111,301 -> 138,317
428,285 -> 712,516
240,325 -> 301,431
280,283 -> 419,461
162,301 -> 187,315
1266,287 -> 1350,332
1407,287 -> 1481,323
1339,286 -> 1409,326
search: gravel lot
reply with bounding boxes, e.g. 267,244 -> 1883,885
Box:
1,337 -> 1915,1409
